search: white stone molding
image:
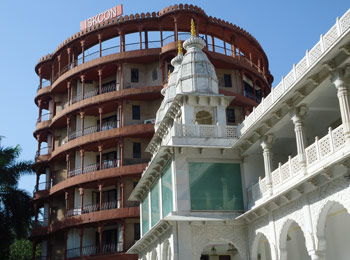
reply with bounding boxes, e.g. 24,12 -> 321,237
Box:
290,105 -> 308,164
331,65 -> 350,140
260,134 -> 275,192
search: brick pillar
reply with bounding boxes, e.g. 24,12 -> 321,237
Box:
79,187 -> 84,214
99,184 -> 103,211
98,34 -> 102,57
80,75 -> 86,100
80,149 -> 84,175
98,145 -> 103,171
98,69 -> 103,94
67,81 -> 71,105
81,40 -> 85,63
65,191 -> 69,217
80,112 -> 85,135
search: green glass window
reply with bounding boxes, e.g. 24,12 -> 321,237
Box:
189,162 -> 243,211
161,163 -> 173,217
151,180 -> 160,227
141,196 -> 149,236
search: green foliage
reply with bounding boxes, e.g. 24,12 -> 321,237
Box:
0,137 -> 35,259
9,239 -> 41,260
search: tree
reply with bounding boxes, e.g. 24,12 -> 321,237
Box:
0,137 -> 35,259
9,239 -> 41,260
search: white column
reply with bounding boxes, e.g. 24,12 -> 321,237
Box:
260,134 -> 274,193
290,105 -> 308,164
332,66 -> 350,140
309,252 -> 325,260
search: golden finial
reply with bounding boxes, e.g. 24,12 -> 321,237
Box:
191,18 -> 196,37
168,70 -> 171,81
178,39 -> 183,55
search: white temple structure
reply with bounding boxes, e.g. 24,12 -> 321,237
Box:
127,11 -> 350,260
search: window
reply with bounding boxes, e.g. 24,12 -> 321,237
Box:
141,196 -> 149,235
133,142 -> 141,158
152,69 -> 158,81
189,162 -> 243,211
151,181 -> 160,226
195,111 -> 213,125
131,68 -> 139,82
132,105 -> 140,120
227,108 -> 235,123
224,74 -> 232,87
134,223 -> 140,241
161,163 -> 173,217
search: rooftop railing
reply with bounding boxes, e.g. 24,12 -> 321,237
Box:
239,9 -> 350,136
39,30 -> 266,88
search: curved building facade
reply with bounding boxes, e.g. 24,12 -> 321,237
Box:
31,4 -> 273,260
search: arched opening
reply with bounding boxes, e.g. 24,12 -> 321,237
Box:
251,233 -> 272,260
195,111 -> 213,125
200,243 -> 242,260
318,202 -> 350,260
280,221 -> 310,260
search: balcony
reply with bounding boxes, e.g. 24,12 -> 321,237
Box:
67,200 -> 120,217
247,124 -> 348,208
67,243 -> 123,259
164,122 -> 239,148
70,82 -> 117,105
68,120 -> 119,142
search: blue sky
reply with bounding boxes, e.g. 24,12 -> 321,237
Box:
0,0 -> 349,193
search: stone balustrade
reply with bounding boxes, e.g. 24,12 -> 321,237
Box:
247,124 -> 347,208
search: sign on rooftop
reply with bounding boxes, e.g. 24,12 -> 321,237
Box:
80,4 -> 123,31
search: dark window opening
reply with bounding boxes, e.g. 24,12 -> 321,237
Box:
227,108 -> 235,123
152,69 -> 158,81
167,64 -> 174,73
131,68 -> 139,83
224,74 -> 232,87
132,105 -> 141,120
243,81 -> 254,100
256,88 -> 262,103
133,143 -> 141,158
134,223 -> 140,242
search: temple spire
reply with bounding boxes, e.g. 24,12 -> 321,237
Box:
178,39 -> 183,55
191,18 -> 196,37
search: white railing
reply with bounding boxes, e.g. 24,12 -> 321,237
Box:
173,122 -> 239,138
247,124 -> 347,206
238,9 -> 350,135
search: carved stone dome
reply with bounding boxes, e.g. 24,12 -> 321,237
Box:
155,54 -> 183,130
176,35 -> 218,94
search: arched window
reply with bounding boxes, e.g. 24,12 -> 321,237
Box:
195,111 -> 213,125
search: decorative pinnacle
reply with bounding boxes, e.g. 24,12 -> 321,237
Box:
168,70 -> 171,81
178,39 -> 183,55
191,18 -> 196,37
